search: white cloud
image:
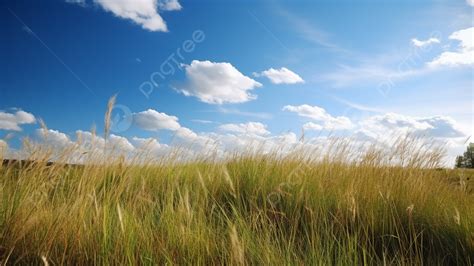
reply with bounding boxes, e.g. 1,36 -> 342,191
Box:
132,108 -> 215,148
255,67 -> 304,84
75,130 -> 135,153
429,50 -> 474,67
158,0 -> 181,11
283,104 -> 353,130
411,37 -> 440,47
91,0 -> 181,32
36,128 -> 158,158
175,127 -> 216,148
0,110 -> 36,131
132,137 -> 170,155
133,109 -> 181,131
76,130 -> 105,148
428,27 -> 474,67
175,126 -> 198,139
191,119 -> 213,124
37,129 -> 74,148
32,129 -> 136,162
218,122 -> 270,136
415,116 -> 466,138
467,0 -> 474,7
303,122 -> 323,131
205,131 -> 299,156
358,113 -> 465,139
11,110 -> 468,167
178,60 -> 262,104
108,134 -> 135,152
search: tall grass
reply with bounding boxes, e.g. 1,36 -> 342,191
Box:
0,138 -> 473,265
1,96 -> 473,264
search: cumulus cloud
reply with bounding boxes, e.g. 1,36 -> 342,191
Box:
0,110 -> 36,131
132,137 -> 170,156
467,0 -> 474,6
133,109 -> 181,131
178,60 -> 262,104
108,134 -> 135,152
37,128 -> 149,155
94,0 -> 169,31
67,0 -> 182,32
76,130 -> 105,147
34,129 -> 140,162
75,130 -> 135,154
358,113 -> 465,139
411,37 -> 440,47
132,136 -> 167,150
303,122 -> 323,131
173,127 -> 196,139
218,122 -> 270,136
132,109 -> 214,147
13,111 -> 468,166
283,104 -> 353,130
428,27 -> 474,67
254,67 -> 304,84
205,131 -> 299,156
37,129 -> 74,148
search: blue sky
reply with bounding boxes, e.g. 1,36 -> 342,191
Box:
1,0 -> 473,163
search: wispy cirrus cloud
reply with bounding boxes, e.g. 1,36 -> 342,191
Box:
277,8 -> 347,53
333,97 -> 385,113
318,37 -> 439,88
191,119 -> 214,124
216,107 -> 272,119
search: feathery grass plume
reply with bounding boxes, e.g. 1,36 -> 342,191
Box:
38,118 -> 48,133
104,94 -> 117,142
117,203 -> 124,234
41,255 -> 49,266
229,225 -> 245,265
454,207 -> 461,225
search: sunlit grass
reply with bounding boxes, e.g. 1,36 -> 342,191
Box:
0,136 -> 473,265
1,98 -> 473,264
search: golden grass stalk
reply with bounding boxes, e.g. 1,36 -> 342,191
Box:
104,94 -> 117,141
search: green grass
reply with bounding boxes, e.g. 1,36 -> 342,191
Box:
0,141 -> 473,265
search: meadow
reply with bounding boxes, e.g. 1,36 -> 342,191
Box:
0,135 -> 473,265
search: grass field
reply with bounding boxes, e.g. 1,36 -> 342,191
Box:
0,137 -> 473,265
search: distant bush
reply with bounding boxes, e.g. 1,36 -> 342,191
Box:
455,143 -> 474,168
